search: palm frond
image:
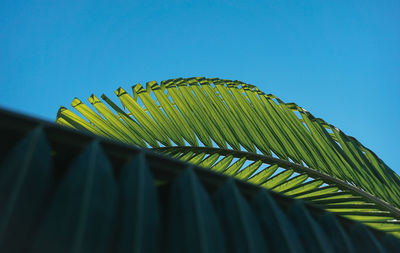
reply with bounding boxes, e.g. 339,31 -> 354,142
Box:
56,77 -> 400,236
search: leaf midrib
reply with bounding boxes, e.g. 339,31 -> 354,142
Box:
152,146 -> 400,218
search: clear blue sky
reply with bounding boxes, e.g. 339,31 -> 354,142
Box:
1,0 -> 399,173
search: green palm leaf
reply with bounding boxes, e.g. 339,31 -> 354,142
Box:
56,77 -> 400,237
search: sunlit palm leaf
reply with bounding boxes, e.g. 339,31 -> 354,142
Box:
56,77 -> 400,236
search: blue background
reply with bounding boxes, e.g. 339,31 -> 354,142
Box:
1,0 -> 399,173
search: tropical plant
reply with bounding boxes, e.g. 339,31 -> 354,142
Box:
56,77 -> 400,237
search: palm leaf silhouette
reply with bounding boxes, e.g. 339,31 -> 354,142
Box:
57,77 -> 400,237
